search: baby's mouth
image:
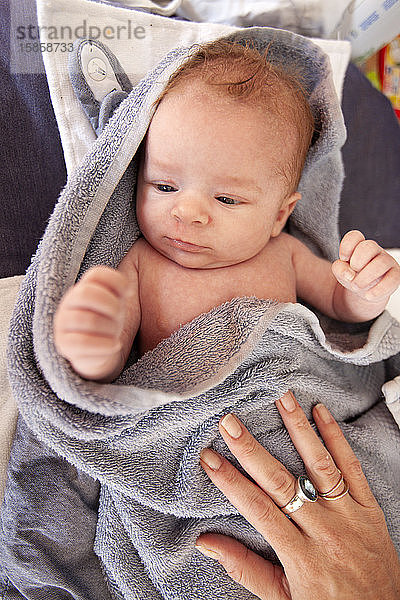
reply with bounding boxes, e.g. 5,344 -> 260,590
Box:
164,237 -> 208,252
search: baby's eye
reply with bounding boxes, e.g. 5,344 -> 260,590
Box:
155,184 -> 176,192
217,196 -> 240,205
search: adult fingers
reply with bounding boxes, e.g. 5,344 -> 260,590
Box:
275,392 -> 350,500
311,403 -> 379,509
276,393 -> 378,509
199,447 -> 302,560
215,411 -> 324,529
217,411 -> 297,506
195,533 -> 290,600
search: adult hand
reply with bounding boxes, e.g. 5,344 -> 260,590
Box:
196,392 -> 400,600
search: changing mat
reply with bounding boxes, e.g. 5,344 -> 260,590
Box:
2,22 -> 400,600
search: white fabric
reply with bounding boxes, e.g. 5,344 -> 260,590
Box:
382,250 -> 400,426
386,250 -> 400,323
0,275 -> 23,505
102,0 -> 182,16
176,0 -> 351,38
36,0 -> 351,176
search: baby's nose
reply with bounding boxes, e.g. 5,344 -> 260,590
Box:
170,196 -> 210,225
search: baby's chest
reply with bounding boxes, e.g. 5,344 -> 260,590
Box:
136,242 -> 297,351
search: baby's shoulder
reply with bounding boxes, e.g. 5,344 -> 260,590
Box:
126,236 -> 149,258
117,236 -> 148,275
276,231 -> 310,256
268,232 -> 316,271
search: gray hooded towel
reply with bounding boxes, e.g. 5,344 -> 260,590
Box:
2,27 -> 400,600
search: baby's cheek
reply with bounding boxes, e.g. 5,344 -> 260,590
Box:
136,201 -> 165,244
135,196 -> 151,231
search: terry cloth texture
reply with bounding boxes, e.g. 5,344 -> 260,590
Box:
2,27 -> 400,599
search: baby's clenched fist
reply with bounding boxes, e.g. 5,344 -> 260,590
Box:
332,230 -> 400,302
53,265 -> 129,379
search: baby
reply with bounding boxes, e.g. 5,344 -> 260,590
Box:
54,40 -> 400,382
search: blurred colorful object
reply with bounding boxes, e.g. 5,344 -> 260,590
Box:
379,35 -> 400,119
361,52 -> 381,89
358,35 -> 400,120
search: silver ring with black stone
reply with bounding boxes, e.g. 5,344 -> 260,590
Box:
280,475 -> 318,515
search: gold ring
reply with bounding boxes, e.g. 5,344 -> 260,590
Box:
318,470 -> 343,498
319,481 -> 350,501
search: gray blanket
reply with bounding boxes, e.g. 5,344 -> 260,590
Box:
2,28 -> 400,600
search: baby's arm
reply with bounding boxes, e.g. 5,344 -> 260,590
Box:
291,230 -> 400,322
53,247 -> 140,382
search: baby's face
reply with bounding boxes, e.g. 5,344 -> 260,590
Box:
136,81 -> 300,269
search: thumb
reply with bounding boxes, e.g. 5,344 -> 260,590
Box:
195,533 -> 290,600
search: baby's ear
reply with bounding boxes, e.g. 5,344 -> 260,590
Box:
271,192 -> 301,237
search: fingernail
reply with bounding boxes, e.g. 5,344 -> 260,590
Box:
220,413 -> 242,439
315,403 -> 333,424
200,448 -> 222,470
343,268 -> 355,281
278,391 -> 297,413
195,544 -> 220,560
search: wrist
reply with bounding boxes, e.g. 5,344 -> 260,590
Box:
332,283 -> 387,322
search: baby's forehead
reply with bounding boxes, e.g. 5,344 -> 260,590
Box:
144,86 -> 298,180
156,79 -> 229,112
152,79 -> 291,132
149,87 -> 298,175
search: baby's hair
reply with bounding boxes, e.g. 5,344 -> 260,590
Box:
152,39 -> 315,194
